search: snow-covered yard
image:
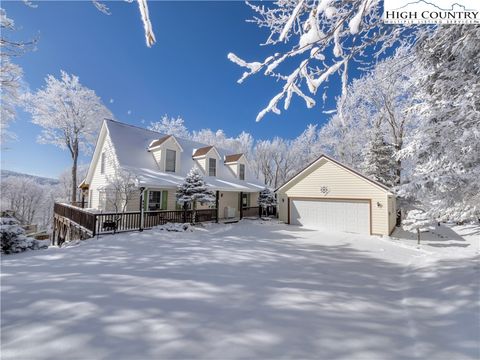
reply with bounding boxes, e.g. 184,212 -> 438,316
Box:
1,220 -> 479,360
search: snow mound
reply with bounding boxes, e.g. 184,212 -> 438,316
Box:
155,222 -> 193,232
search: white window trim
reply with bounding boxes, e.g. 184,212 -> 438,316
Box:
208,158 -> 216,177
147,190 -> 163,211
165,149 -> 176,173
239,163 -> 245,180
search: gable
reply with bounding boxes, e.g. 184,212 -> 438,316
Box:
85,122 -> 120,185
277,155 -> 391,195
149,135 -> 183,152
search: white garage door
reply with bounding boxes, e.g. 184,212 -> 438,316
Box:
290,199 -> 370,234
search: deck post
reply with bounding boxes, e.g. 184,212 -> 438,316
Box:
215,191 -> 219,223
52,216 -> 57,246
139,187 -> 145,231
239,192 -> 243,220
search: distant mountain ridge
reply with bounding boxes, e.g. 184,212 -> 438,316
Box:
1,169 -> 59,186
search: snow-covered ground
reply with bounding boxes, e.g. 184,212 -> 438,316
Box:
1,220 -> 479,360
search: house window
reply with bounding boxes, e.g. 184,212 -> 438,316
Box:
148,190 -> 168,210
208,158 -> 216,176
165,149 -> 176,172
242,193 -> 250,208
239,164 -> 245,180
148,191 -> 162,210
100,152 -> 106,174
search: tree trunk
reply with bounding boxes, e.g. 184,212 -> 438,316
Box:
192,201 -> 196,225
71,154 -> 78,203
70,140 -> 79,203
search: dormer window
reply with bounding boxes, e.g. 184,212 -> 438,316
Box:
208,158 -> 216,176
165,149 -> 176,172
239,164 -> 245,180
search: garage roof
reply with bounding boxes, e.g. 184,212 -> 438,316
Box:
276,154 -> 392,194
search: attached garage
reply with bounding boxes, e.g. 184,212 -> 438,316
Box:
276,154 -> 396,236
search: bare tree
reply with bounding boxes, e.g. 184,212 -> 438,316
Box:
105,170 -> 138,213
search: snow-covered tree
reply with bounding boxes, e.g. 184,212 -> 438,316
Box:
251,125 -> 324,188
0,177 -> 45,225
26,71 -> 113,203
400,25 -> 480,222
318,113 -> 366,168
252,140 -> 276,186
57,164 -> 89,203
0,8 -> 32,147
0,56 -> 23,145
176,167 -> 215,224
318,48 -> 420,184
105,169 -> 138,213
149,115 -> 190,139
258,188 -> 277,216
362,122 -> 396,188
402,209 -> 435,245
1,216 -> 48,254
190,128 -> 254,156
229,0 -> 419,121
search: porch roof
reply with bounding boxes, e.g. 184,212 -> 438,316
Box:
125,166 -> 264,193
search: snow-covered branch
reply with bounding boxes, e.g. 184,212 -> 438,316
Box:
230,0 -> 418,121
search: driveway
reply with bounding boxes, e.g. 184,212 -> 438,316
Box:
1,220 -> 479,359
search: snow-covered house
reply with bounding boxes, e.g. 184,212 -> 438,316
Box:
82,119 -> 264,219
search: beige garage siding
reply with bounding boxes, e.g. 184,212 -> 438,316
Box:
278,158 -> 392,235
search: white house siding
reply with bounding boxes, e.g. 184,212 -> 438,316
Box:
195,158 -> 207,175
249,192 -> 259,206
277,158 -> 391,235
218,191 -> 239,219
226,163 -> 237,177
89,132 -> 120,211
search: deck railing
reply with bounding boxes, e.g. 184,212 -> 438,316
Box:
53,203 -> 218,238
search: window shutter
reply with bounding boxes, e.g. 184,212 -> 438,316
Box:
161,190 -> 168,210
144,190 -> 148,211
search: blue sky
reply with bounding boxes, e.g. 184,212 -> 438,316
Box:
2,1 -> 341,178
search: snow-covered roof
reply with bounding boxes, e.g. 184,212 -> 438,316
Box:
224,153 -> 244,163
102,119 -> 264,192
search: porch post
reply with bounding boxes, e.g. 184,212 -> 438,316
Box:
239,192 -> 243,219
81,192 -> 85,209
215,190 -> 219,223
139,187 -> 145,232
